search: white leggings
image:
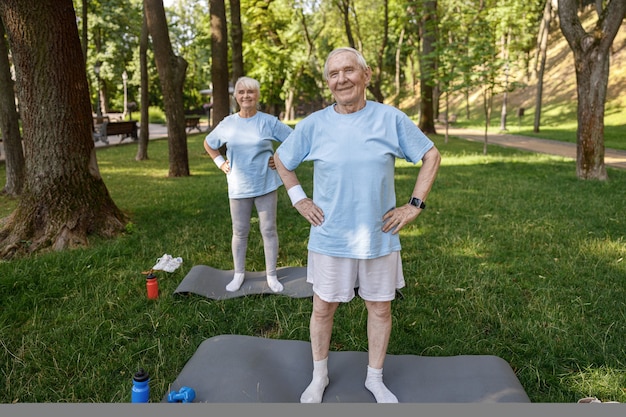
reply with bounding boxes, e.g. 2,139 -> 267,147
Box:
229,191 -> 278,276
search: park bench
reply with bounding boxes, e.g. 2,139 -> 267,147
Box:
93,120 -> 138,145
185,116 -> 201,133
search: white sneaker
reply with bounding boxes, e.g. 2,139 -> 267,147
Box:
152,254 -> 172,271
163,256 -> 183,272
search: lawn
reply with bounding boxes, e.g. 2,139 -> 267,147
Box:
0,133 -> 624,403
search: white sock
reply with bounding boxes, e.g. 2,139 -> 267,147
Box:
300,358 -> 329,403
266,275 -> 283,292
226,272 -> 245,292
365,366 -> 398,403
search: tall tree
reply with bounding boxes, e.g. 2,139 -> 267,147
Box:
0,0 -> 127,258
0,19 -> 25,196
144,0 -> 190,177
230,0 -> 244,84
80,0 -> 88,61
136,5 -> 151,161
533,0 -> 553,133
210,0 -> 230,131
336,0 -> 357,49
557,0 -> 625,180
418,0 -> 437,134
368,0 -> 389,103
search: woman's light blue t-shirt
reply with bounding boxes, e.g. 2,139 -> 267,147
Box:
205,112 -> 293,199
276,101 -> 434,259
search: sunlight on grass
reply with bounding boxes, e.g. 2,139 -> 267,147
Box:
562,366 -> 626,403
581,236 -> 626,264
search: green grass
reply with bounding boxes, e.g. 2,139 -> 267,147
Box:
1,134 -> 625,403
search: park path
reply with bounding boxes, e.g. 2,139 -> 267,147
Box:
441,126 -> 626,170
0,122 -> 178,161
2,122 -> 625,170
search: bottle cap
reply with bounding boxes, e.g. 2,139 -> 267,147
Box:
146,273 -> 156,280
133,368 -> 149,382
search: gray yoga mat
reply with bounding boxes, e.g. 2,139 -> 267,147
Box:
162,334 -> 530,403
173,265 -> 313,300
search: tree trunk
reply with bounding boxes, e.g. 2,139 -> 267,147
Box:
482,85 -> 493,155
230,0 -> 244,85
144,0 -> 189,177
0,20 -> 26,196
210,0 -> 230,139
558,0 -> 626,180
337,0 -> 357,49
394,27 -> 405,104
367,0 -> 388,103
284,89 -> 295,121
0,0 -> 127,259
533,0 -> 552,133
499,32 -> 510,132
0,19 -> 25,196
418,0 -> 437,134
81,0 -> 87,62
136,7 -> 150,161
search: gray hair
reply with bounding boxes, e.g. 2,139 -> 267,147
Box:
323,47 -> 369,80
234,76 -> 260,93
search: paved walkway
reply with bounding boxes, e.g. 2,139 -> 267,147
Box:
0,122 -> 189,161
2,122 -> 625,170
441,126 -> 626,170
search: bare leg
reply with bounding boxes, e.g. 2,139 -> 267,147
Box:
364,300 -> 398,403
300,294 -> 339,403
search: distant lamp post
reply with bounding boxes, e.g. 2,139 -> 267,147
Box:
122,70 -> 128,120
94,62 -> 102,117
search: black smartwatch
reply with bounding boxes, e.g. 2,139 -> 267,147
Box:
408,196 -> 426,209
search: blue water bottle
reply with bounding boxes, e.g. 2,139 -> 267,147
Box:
131,368 -> 150,403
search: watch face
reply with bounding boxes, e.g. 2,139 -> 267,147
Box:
409,197 -> 425,209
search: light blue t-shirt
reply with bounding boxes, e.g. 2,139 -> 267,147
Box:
276,101 -> 434,259
206,112 -> 293,199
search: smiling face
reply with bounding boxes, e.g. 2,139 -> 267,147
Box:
325,50 -> 371,114
234,86 -> 259,112
234,77 -> 260,115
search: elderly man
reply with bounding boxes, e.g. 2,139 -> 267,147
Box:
274,47 -> 441,403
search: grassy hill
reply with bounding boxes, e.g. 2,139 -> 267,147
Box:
402,9 -> 626,150
506,10 -> 625,139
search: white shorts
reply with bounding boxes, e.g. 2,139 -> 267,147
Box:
307,251 -> 405,303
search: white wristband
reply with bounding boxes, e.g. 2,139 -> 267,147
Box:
287,185 -> 307,206
213,155 -> 226,168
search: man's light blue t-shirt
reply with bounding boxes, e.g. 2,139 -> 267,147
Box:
276,101 -> 434,259
206,112 -> 293,199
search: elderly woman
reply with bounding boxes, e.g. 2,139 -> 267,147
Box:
204,76 -> 293,293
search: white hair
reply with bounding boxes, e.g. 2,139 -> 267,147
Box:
323,47 -> 369,80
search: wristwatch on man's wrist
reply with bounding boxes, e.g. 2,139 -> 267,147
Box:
408,196 -> 426,209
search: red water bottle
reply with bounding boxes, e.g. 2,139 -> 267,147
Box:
146,273 -> 159,299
